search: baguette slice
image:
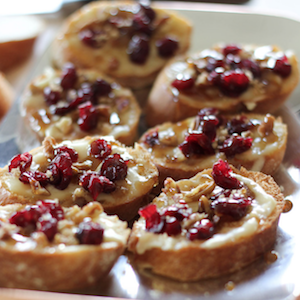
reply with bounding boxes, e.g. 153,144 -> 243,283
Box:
52,1 -> 192,89
0,72 -> 14,121
0,16 -> 44,71
0,201 -> 130,291
146,43 -> 299,126
140,109 -> 287,190
20,65 -> 141,145
128,160 -> 285,281
0,136 -> 158,221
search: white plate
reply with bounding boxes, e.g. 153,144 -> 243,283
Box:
0,3 -> 300,300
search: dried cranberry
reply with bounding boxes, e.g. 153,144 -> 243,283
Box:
38,218 -> 58,241
179,132 -> 215,158
164,217 -> 182,236
132,14 -> 153,36
54,146 -> 78,163
79,28 -> 105,48
171,77 -> 195,90
93,79 -> 112,98
88,139 -> 112,159
38,200 -> 64,221
143,129 -> 160,147
220,134 -> 252,157
162,204 -> 190,222
9,205 -> 41,228
79,172 -> 116,200
272,56 -> 292,78
227,116 -> 254,135
187,219 -> 215,240
100,154 -> 128,181
60,63 -> 78,90
76,221 -> 104,245
156,37 -> 178,58
8,152 -> 32,173
48,153 -> 73,190
197,115 -> 219,141
212,159 -> 242,190
216,70 -> 249,97
241,59 -> 261,78
222,44 -> 241,56
140,4 -> 156,22
77,101 -> 99,131
19,171 -> 48,187
205,57 -> 224,72
128,34 -> 150,64
211,191 -> 252,220
139,204 -> 165,233
43,87 -> 61,106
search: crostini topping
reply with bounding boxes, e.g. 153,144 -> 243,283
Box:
8,138 -> 129,201
78,3 -> 179,64
170,44 -> 293,98
75,221 -> 104,245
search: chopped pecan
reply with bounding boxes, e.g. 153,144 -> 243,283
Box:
43,136 -> 56,159
258,114 -> 274,137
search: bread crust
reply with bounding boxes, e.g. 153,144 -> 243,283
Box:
140,113 -> 287,191
128,167 -> 285,281
0,73 -> 14,121
20,67 -> 141,146
0,202 -> 130,290
0,136 -> 158,221
146,45 -> 299,127
52,1 -> 192,89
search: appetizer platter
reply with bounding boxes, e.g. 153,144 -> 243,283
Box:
0,1 -> 300,300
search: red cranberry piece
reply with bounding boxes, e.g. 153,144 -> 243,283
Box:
164,216 -> 181,236
38,200 -> 64,221
89,139 -> 112,159
60,63 -> 78,90
212,159 -> 242,190
140,4 -> 156,22
187,219 -> 215,241
156,37 -> 178,58
197,115 -> 219,141
9,205 -> 41,228
163,204 -> 190,222
79,172 -> 116,200
216,70 -> 249,97
77,101 -> 99,132
8,152 -> 32,173
100,153 -> 128,181
227,116 -> 254,135
222,44 -> 242,56
93,79 -> 112,98
179,132 -> 215,158
220,134 -> 252,157
143,129 -> 160,147
171,77 -> 195,90
211,191 -> 252,220
48,153 -> 73,190
79,28 -> 101,48
241,59 -> 261,78
139,204 -> 165,233
272,55 -> 292,78
54,146 -> 78,163
205,57 -> 224,72
19,171 -> 48,187
38,218 -> 58,241
76,221 -> 104,245
132,14 -> 153,36
128,34 -> 150,64
44,87 -> 61,106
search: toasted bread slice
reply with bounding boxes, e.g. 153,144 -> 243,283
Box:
146,44 -> 299,126
140,110 -> 287,190
128,161 -> 285,281
0,136 -> 158,221
20,66 -> 141,145
52,1 -> 192,89
0,201 -> 130,290
0,72 -> 14,121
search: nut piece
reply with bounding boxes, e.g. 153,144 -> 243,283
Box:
258,114 -> 275,137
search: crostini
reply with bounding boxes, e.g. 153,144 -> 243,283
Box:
0,136 -> 158,221
128,160 -> 285,281
52,1 -> 192,89
20,65 -> 141,145
146,43 -> 299,126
